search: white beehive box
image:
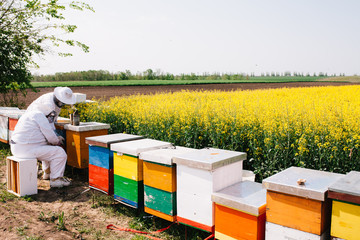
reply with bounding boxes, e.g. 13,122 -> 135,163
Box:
73,93 -> 86,103
266,222 -> 330,240
173,148 -> 247,232
7,156 -> 38,197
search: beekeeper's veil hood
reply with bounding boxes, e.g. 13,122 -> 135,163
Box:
54,87 -> 76,105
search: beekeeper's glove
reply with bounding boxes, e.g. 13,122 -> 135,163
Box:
57,135 -> 65,146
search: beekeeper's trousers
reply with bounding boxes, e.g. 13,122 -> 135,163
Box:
10,143 -> 67,180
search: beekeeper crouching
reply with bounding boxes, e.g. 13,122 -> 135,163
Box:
10,103 -> 71,188
26,86 -> 76,181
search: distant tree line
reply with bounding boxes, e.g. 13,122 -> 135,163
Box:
32,69 -> 344,82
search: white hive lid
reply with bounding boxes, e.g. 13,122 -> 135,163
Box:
139,146 -> 198,165
328,171 -> 360,197
110,138 -> 173,156
262,166 -> 344,201
1,109 -> 26,119
64,122 -> 110,132
85,133 -> 144,148
172,147 -> 247,171
212,181 -> 266,216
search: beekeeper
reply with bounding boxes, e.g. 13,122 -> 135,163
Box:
27,87 -> 76,180
10,103 -> 71,188
27,86 -> 76,129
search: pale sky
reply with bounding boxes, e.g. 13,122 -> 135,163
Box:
32,0 -> 360,76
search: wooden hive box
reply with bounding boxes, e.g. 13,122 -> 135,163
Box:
212,181 -> 266,240
328,171 -> 360,240
0,107 -> 18,143
85,133 -> 143,195
110,139 -> 172,209
263,166 -> 344,238
173,148 -> 247,232
6,110 -> 26,142
139,146 -> 198,222
64,122 -> 110,169
7,156 -> 37,197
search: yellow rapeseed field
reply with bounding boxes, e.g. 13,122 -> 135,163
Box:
75,85 -> 360,180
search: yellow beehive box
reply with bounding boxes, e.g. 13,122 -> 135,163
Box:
328,171 -> 360,240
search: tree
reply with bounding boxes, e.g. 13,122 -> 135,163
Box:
0,0 -> 93,106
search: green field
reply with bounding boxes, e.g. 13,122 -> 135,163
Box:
31,76 -> 327,88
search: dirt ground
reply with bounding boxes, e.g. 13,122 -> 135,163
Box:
2,81 -> 360,240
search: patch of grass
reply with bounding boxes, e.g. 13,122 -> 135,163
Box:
0,142 -> 10,166
38,211 -> 57,223
0,183 -> 17,202
21,195 -> 34,202
24,236 -> 44,240
57,211 -> 67,231
16,225 -> 29,236
31,76 -> 325,88
88,190 -> 208,239
320,76 -> 360,82
77,226 -> 93,234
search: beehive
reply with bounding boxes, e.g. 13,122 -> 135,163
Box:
110,139 -> 172,209
212,181 -> 266,240
265,222 -> 330,240
139,146 -> 198,222
64,122 -> 110,169
173,148 -> 247,232
263,167 -> 344,238
7,156 -> 37,197
5,110 -> 25,142
328,171 -> 360,240
85,133 -> 143,195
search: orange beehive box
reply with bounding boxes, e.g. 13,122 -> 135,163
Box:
212,181 -> 266,240
263,167 -> 344,236
65,122 -> 110,169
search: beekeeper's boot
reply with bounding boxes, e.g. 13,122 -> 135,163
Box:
50,177 -> 71,188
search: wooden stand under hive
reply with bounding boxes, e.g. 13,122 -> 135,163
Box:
139,146 -> 198,222
110,139 -> 172,209
328,171 -> 360,240
64,122 -> 110,169
212,181 -> 266,240
85,133 -> 143,195
173,148 -> 247,232
263,167 -> 344,240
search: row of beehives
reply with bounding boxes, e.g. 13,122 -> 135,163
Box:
85,133 -> 360,240
2,106 -> 358,240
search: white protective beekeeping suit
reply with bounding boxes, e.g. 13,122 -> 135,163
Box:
26,87 -> 76,181
27,87 -> 76,129
10,103 -> 70,187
